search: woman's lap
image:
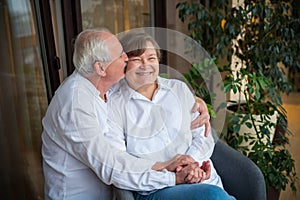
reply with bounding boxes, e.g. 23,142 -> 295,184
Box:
134,184 -> 236,200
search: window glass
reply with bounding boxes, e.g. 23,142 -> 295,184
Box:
0,0 -> 47,198
80,0 -> 152,33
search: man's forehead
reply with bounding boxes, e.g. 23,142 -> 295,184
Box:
105,40 -> 123,57
102,33 -> 119,46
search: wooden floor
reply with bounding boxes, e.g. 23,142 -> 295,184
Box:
279,92 -> 300,200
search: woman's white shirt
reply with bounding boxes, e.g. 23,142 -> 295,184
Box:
107,77 -> 223,194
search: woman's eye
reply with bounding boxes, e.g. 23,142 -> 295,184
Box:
130,58 -> 141,62
149,57 -> 157,61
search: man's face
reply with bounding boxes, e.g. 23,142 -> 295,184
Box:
103,34 -> 128,85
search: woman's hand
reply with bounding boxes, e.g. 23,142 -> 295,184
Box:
191,96 -> 211,137
175,162 -> 200,184
184,167 -> 207,183
200,160 -> 211,180
176,160 -> 211,184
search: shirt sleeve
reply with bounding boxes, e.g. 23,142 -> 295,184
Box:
50,94 -> 175,192
179,82 -> 215,163
186,125 -> 215,163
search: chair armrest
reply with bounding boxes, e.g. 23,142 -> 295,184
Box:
211,140 -> 266,200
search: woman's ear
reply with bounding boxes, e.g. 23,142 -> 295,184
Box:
94,61 -> 106,77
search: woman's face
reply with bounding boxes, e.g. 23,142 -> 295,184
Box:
125,42 -> 159,90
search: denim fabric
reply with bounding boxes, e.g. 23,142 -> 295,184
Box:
133,184 -> 236,200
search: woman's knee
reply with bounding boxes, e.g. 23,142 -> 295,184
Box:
196,184 -> 235,200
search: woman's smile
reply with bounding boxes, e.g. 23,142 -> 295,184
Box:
136,71 -> 154,76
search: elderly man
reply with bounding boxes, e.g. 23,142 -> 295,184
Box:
41,28 -> 211,199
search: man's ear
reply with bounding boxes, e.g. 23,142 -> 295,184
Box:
94,61 -> 106,77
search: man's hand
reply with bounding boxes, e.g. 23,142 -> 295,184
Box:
191,96 -> 211,137
151,154 -> 195,172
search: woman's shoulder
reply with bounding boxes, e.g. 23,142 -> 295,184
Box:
107,78 -> 132,104
158,77 -> 192,93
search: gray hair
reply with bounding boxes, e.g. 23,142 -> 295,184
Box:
73,28 -> 112,75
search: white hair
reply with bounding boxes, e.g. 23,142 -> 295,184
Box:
73,28 -> 112,75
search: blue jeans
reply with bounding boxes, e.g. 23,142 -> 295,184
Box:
134,184 -> 236,200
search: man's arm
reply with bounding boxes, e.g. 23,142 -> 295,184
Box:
48,103 -> 177,192
191,96 -> 211,137
151,154 -> 196,171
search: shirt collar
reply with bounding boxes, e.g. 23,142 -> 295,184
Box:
119,76 -> 172,103
156,76 -> 173,90
74,70 -> 101,98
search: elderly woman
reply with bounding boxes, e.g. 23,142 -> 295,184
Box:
106,31 -> 236,200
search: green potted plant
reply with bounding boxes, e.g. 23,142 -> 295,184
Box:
177,0 -> 299,197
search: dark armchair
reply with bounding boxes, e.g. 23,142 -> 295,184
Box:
113,139 -> 266,200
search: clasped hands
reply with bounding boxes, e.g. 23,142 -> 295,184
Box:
152,154 -> 211,184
